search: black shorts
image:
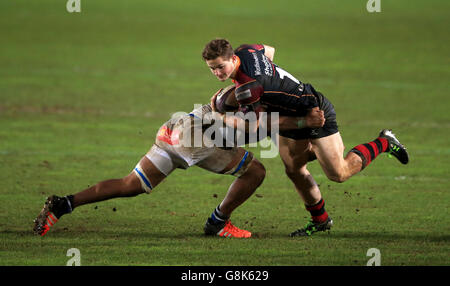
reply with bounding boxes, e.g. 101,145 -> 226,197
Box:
279,85 -> 339,140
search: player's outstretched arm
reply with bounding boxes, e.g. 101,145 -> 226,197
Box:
211,84 -> 324,133
216,105 -> 324,133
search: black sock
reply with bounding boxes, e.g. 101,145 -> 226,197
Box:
210,205 -> 229,225
53,195 -> 74,218
66,195 -> 74,212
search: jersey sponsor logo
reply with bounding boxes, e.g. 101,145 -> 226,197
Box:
236,89 -> 252,101
235,81 -> 263,105
261,55 -> 273,76
251,52 -> 262,76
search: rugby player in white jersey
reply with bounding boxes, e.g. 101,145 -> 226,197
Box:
33,86 -> 325,238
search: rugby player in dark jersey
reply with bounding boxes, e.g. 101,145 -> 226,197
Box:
202,38 -> 409,236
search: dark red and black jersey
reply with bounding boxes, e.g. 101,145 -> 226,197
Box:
233,44 -> 318,117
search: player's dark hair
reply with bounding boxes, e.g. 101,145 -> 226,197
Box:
202,38 -> 234,61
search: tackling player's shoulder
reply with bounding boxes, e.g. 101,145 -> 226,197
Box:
234,44 -> 274,81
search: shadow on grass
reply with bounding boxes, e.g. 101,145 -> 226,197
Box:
243,231 -> 449,242
290,231 -> 450,242
4,228 -> 448,243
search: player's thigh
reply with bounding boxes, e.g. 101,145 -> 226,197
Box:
277,134 -> 311,172
311,132 -> 346,177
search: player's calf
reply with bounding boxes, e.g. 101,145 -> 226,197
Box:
33,162 -> 160,236
203,151 -> 261,238
350,129 -> 409,170
323,165 -> 354,183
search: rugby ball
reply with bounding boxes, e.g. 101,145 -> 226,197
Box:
214,85 -> 238,113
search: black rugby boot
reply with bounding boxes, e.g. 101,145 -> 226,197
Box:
290,217 -> 333,237
379,129 -> 409,164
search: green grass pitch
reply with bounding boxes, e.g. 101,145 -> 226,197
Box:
0,0 -> 449,266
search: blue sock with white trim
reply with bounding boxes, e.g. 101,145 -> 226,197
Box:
210,205 -> 229,225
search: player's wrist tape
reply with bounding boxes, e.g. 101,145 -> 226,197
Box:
297,119 -> 306,129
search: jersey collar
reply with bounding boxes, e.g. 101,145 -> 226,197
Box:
231,55 -> 241,83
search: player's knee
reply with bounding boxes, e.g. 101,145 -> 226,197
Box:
326,172 -> 348,183
284,168 -> 296,180
121,174 -> 145,196
284,166 -> 304,181
251,159 -> 266,184
245,159 -> 266,185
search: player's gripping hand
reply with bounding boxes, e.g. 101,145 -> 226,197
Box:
210,91 -> 219,112
211,85 -> 238,113
276,107 -> 325,131
302,107 -> 325,129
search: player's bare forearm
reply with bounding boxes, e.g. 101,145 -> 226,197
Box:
217,109 -> 324,134
263,45 -> 275,61
219,113 -> 258,134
